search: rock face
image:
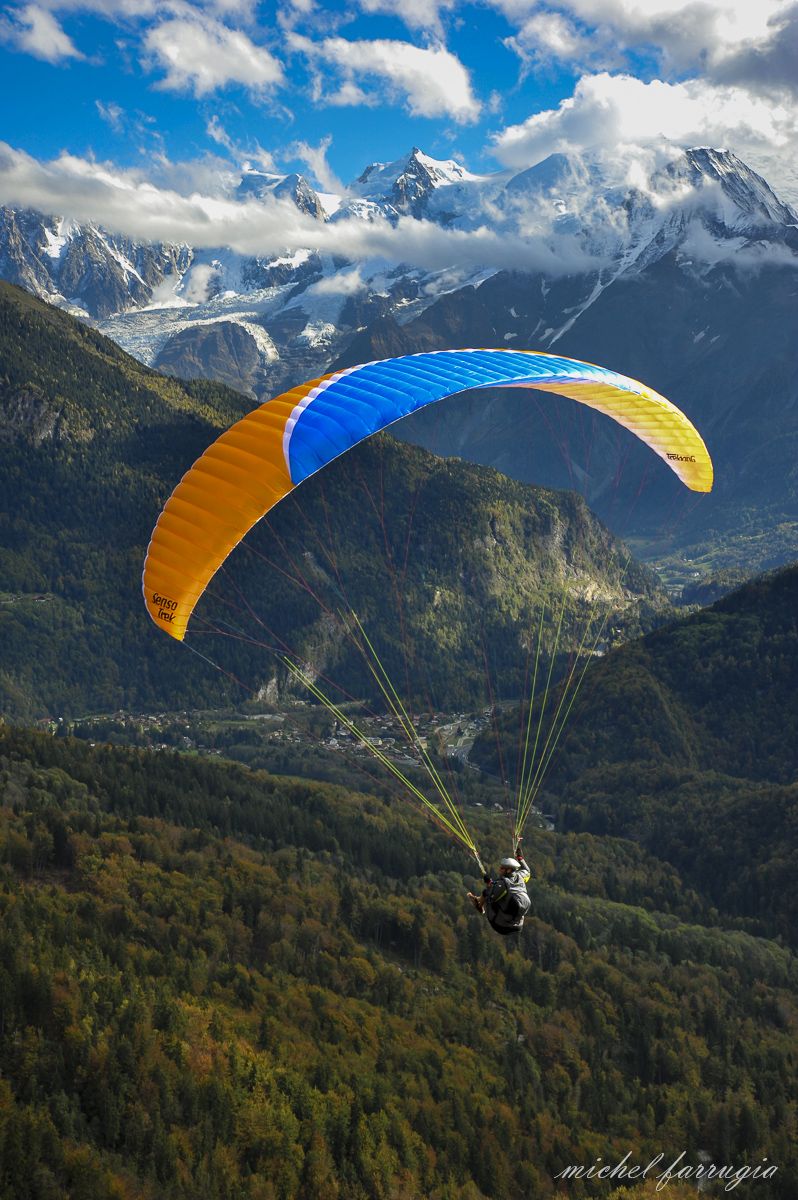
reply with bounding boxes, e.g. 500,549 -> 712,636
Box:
0,387 -> 63,445
0,208 -> 55,297
155,321 -> 265,396
272,174 -> 328,221
0,207 -> 191,318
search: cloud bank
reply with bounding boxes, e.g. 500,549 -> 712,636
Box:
0,141 -> 604,276
492,71 -> 798,200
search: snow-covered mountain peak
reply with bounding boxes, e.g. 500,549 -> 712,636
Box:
660,148 -> 797,229
2,142 -> 797,402
351,147 -> 480,215
272,174 -> 327,221
404,147 -> 476,185
497,146 -> 795,238
505,152 -> 603,197
236,169 -> 327,220
482,144 -> 798,279
236,168 -> 284,199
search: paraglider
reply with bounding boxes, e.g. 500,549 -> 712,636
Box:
468,845 -> 532,935
142,348 -> 713,642
142,347 -> 713,916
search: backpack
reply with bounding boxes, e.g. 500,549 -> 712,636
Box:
489,874 -> 531,929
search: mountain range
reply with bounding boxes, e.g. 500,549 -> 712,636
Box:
0,282 -> 666,720
2,143 -> 796,579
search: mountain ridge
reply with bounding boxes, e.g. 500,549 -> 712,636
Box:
4,144 -> 793,320
0,282 -> 667,720
3,143 -> 797,574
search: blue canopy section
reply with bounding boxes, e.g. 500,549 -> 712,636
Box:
285,350 -> 621,485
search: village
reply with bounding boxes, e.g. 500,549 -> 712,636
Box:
43,701 -> 555,827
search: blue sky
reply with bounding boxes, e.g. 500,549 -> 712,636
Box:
0,0 -> 797,234
0,2 -> 584,183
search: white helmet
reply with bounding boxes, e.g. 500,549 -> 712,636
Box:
500,857 -> 520,871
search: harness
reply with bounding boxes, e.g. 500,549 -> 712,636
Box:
486,872 -> 531,934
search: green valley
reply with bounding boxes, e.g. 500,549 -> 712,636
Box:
0,282 -> 666,721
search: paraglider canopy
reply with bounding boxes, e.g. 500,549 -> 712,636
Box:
142,348 -> 713,641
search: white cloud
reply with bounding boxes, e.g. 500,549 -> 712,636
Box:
329,211 -> 601,274
182,262 -> 219,303
276,0 -> 789,64
325,79 -> 372,107
1,3 -> 84,61
287,134 -> 345,194
679,220 -> 798,271
492,0 -> 791,77
506,10 -> 597,72
291,32 -> 481,123
206,115 -> 277,173
17,0 -> 252,18
96,100 -> 124,131
0,140 -> 604,276
143,14 -> 283,96
307,266 -> 367,295
491,72 -> 798,199
203,0 -> 260,20
355,0 -> 457,35
145,150 -> 244,196
715,3 -> 798,95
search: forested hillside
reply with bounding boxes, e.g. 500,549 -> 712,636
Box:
0,283 -> 252,717
0,282 -> 667,721
473,564 -> 798,944
0,723 -> 794,1199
